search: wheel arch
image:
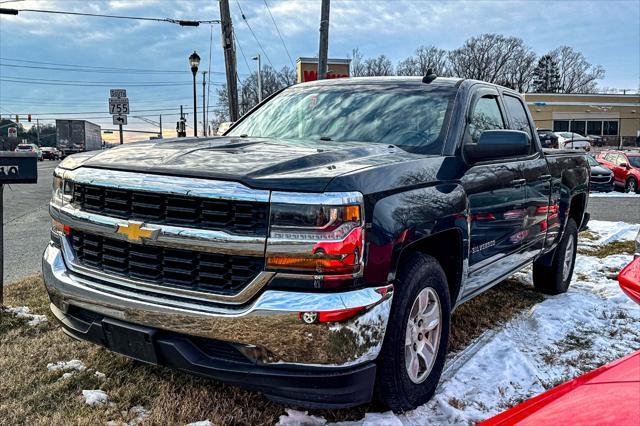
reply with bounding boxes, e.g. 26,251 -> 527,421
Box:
395,228 -> 465,307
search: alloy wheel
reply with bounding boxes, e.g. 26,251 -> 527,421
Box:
405,287 -> 442,384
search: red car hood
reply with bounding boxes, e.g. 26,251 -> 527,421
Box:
619,256 -> 640,303
481,350 -> 640,426
482,256 -> 640,425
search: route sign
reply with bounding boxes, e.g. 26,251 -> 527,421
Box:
112,115 -> 128,125
7,127 -> 17,138
110,89 -> 127,98
109,98 -> 129,115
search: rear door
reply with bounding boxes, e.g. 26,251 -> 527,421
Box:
460,87 -> 528,296
502,93 -> 552,258
611,153 -> 627,186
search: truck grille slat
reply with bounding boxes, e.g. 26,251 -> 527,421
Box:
72,183 -> 268,235
71,231 -> 263,296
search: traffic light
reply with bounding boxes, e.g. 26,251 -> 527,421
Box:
28,114 -> 31,122
15,115 -> 19,123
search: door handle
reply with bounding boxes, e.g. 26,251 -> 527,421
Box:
511,179 -> 526,187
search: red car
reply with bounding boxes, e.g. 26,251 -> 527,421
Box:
596,150 -> 640,193
481,232 -> 640,426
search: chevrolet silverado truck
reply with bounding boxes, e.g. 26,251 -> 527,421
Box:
43,76 -> 590,412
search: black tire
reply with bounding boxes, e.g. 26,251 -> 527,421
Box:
625,177 -> 639,194
533,218 -> 578,295
376,253 -> 451,413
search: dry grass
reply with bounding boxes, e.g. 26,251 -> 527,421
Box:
577,240 -> 636,258
1,274 -> 544,425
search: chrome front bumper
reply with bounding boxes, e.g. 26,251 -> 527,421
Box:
43,243 -> 393,367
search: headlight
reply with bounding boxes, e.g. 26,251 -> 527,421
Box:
51,168 -> 72,205
266,192 -> 365,276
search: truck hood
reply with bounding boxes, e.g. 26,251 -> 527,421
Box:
68,136 -> 413,192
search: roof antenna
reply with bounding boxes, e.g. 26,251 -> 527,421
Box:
422,68 -> 437,84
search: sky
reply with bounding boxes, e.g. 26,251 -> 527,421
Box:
1,0 -> 639,142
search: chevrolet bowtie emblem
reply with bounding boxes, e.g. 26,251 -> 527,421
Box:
116,221 -> 160,242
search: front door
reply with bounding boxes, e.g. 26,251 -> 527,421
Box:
460,90 -> 528,297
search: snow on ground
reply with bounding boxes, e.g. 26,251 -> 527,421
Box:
47,359 -> 87,373
82,389 -> 108,406
589,191 -> 640,198
5,306 -> 47,326
279,220 -> 640,426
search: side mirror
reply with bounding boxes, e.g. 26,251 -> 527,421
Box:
464,130 -> 530,162
620,162 -> 629,169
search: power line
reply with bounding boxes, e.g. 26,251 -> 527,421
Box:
0,58 -> 248,77
263,0 -> 295,69
234,0 -> 274,68
0,62 -> 233,76
8,8 -> 220,26
1,75 -> 194,84
234,31 -> 253,76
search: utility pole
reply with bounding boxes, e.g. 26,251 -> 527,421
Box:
159,114 -> 163,138
317,0 -> 330,80
202,71 -> 207,136
119,124 -> 123,144
252,54 -> 262,102
219,0 -> 239,121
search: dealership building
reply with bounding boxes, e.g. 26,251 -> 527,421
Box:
524,93 -> 640,146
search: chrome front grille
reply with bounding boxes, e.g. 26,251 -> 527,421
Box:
70,230 -> 264,296
52,168 -> 273,304
72,183 -> 269,236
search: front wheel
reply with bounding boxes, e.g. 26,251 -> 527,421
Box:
376,253 -> 451,413
625,177 -> 639,194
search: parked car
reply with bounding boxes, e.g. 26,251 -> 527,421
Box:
596,150 -> 640,193
556,131 -> 585,145
587,134 -> 605,147
563,138 -> 591,151
536,129 -> 558,148
482,229 -> 640,426
41,147 -> 61,160
586,155 -> 614,192
43,76 -> 590,411
14,143 -> 43,161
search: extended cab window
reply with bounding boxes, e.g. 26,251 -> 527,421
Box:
503,95 -> 533,139
228,83 -> 457,154
465,95 -> 505,144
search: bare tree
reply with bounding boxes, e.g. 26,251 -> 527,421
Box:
448,34 -> 535,90
548,46 -> 605,93
396,46 -> 449,76
350,48 -> 366,77
362,54 -> 394,76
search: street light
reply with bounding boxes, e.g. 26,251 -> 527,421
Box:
252,54 -> 262,103
189,51 -> 200,137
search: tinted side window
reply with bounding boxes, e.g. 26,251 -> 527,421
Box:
503,95 -> 533,139
466,96 -> 505,144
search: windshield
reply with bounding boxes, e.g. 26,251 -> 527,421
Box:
228,83 -> 457,154
628,156 -> 640,168
587,156 -> 600,167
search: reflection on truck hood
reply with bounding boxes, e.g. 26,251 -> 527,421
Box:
68,136 -> 416,191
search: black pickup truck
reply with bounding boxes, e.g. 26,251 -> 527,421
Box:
43,76 -> 589,412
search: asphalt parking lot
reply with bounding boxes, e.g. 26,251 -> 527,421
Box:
1,161 -> 639,285
3,160 -> 59,285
